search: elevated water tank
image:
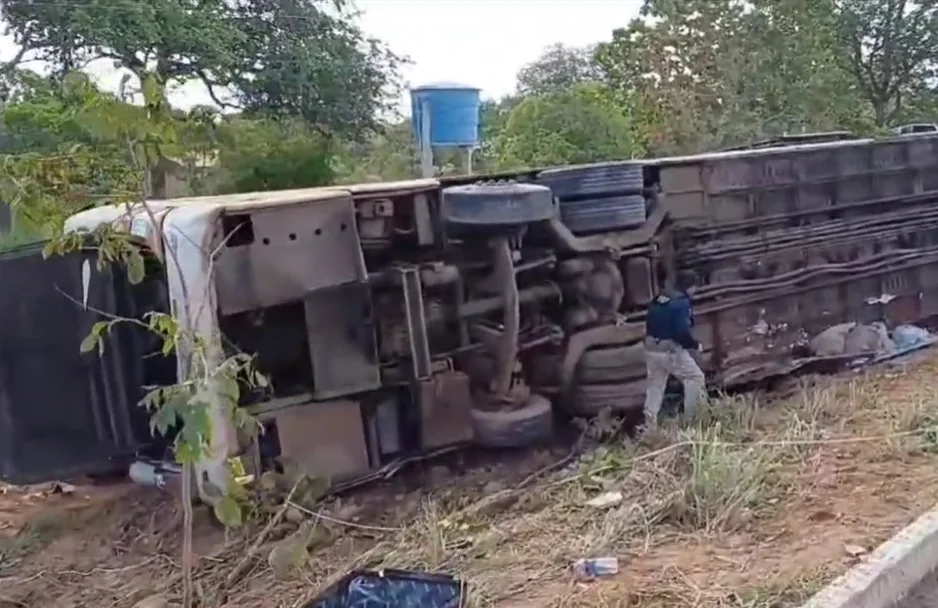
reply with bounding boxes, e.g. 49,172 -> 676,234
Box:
410,82 -> 481,148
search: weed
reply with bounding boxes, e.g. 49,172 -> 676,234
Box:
665,423 -> 781,533
697,391 -> 762,438
730,568 -> 831,607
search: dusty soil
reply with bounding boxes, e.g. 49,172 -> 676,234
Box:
5,352 -> 938,608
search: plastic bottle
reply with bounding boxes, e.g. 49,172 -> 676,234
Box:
573,557 -> 619,580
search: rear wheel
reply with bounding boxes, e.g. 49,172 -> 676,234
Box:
576,342 -> 644,384
471,394 -> 554,448
563,339 -> 646,417
567,380 -> 646,417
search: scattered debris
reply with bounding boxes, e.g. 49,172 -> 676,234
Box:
844,544 -> 868,558
843,321 -> 895,356
584,491 -> 624,509
809,322 -> 859,357
893,325 -> 934,350
809,321 -> 895,357
809,321 -> 936,367
573,557 -> 620,581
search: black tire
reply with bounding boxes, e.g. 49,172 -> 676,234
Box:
538,161 -> 645,198
566,380 -> 645,417
559,194 -> 647,233
471,394 -> 554,448
576,342 -> 644,384
441,182 -> 558,227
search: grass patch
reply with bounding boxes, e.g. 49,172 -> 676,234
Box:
669,423 -> 782,533
0,511 -> 67,573
730,568 -> 832,607
696,391 -> 763,438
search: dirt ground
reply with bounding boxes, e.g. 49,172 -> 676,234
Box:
5,352 -> 938,608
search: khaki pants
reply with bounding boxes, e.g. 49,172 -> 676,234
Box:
643,339 -> 705,429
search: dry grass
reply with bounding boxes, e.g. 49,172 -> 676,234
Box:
6,353 -> 938,607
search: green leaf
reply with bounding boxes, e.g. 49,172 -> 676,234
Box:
139,387 -> 162,411
253,371 -> 269,388
79,332 -> 100,354
79,320 -> 109,354
220,375 -> 240,405
126,249 -> 145,284
174,440 -> 198,466
213,495 -> 244,528
151,402 -> 178,436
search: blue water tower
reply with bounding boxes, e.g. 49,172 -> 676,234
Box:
410,82 -> 482,177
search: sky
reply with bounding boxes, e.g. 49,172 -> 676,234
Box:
0,0 -> 643,112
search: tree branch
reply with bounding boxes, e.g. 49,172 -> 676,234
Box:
197,69 -> 238,110
0,43 -> 31,76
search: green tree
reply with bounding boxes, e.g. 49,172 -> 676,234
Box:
893,86 -> 938,124
230,0 -> 406,139
491,83 -> 641,170
334,120 -> 419,183
1,0 -> 242,96
473,96 -> 522,172
1,72 -> 147,153
211,117 -> 336,193
596,0 -> 756,152
834,0 -> 938,127
0,0 -> 405,139
516,43 -> 603,96
0,72 -> 144,232
596,0 -> 876,153
746,0 -> 874,134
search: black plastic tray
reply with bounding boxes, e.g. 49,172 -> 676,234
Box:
305,568 -> 466,608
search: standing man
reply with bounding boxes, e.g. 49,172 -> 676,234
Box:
642,269 -> 706,430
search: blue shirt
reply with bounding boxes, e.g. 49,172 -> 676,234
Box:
645,290 -> 699,350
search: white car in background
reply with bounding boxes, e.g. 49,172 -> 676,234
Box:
893,123 -> 938,135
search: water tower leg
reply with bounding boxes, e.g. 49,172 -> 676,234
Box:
420,100 -> 434,178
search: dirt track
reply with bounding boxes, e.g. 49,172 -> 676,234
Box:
5,353 -> 938,607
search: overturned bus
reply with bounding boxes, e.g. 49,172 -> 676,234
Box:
3,131 -> 938,502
